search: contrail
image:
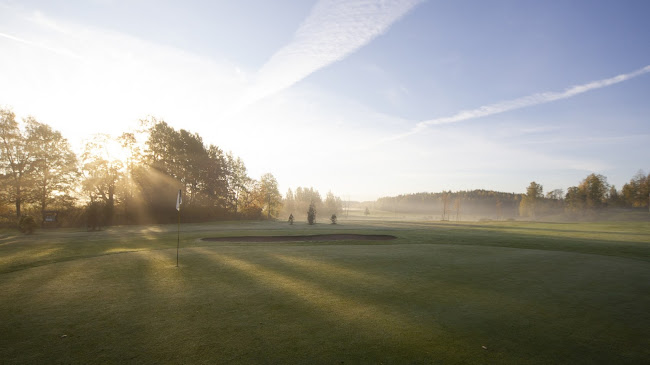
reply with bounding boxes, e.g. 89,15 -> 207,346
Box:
385,64 -> 650,142
244,0 -> 422,107
0,31 -> 81,59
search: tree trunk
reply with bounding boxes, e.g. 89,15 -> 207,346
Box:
15,182 -> 21,219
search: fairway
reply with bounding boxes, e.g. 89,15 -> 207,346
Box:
1,219 -> 649,364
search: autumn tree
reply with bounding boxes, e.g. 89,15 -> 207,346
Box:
519,181 -> 543,218
200,144 -> 229,209
622,170 -> 649,208
607,186 -> 623,207
0,108 -> 34,219
545,189 -> 564,201
579,173 -> 609,209
225,152 -> 251,215
238,179 -> 263,219
565,186 -> 586,213
142,121 -> 232,220
25,117 -> 78,223
259,173 -> 282,219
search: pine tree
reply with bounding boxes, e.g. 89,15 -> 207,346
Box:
307,202 -> 316,225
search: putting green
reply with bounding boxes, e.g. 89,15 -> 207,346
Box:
2,230 -> 648,364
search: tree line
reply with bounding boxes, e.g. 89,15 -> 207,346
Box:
520,172 -> 649,218
376,190 -> 521,220
282,187 -> 343,219
375,171 -> 649,220
0,107 -> 283,229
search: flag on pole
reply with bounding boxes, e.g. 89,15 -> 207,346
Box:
176,189 -> 182,267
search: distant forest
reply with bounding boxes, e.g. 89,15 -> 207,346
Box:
375,171 -> 650,220
1,106 -> 648,231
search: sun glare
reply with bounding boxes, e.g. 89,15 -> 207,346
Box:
104,138 -> 131,165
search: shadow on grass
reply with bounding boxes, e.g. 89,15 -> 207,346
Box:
433,221 -> 650,237
1,242 -> 648,364
403,225 -> 650,262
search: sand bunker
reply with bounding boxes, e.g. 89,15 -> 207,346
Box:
201,234 -> 397,242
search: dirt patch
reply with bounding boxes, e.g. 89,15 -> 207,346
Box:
201,234 -> 397,243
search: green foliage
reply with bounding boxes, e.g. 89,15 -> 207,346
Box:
330,214 -> 337,224
307,202 -> 316,225
18,215 -> 37,234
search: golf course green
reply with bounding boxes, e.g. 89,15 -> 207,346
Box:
1,218 -> 648,364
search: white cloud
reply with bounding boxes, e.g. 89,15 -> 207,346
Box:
384,64 -> 650,142
243,0 -> 422,107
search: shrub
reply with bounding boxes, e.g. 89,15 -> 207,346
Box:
307,203 -> 316,225
19,215 -> 38,234
330,214 -> 337,224
86,201 -> 105,231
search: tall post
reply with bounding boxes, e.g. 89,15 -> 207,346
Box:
176,208 -> 180,267
176,189 -> 181,267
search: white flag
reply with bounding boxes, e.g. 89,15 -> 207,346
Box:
176,189 -> 182,211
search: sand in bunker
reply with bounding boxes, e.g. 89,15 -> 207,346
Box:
201,234 -> 397,242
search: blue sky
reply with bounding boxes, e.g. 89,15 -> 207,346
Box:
1,0 -> 648,200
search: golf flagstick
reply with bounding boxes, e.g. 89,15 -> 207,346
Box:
176,189 -> 182,267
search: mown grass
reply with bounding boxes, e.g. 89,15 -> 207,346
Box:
1,218 -> 648,364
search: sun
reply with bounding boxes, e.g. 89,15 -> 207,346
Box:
81,133 -> 135,169
105,138 -> 132,165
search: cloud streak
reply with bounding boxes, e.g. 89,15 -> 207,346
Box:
243,0 -> 422,107
0,31 -> 81,59
385,64 -> 650,142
